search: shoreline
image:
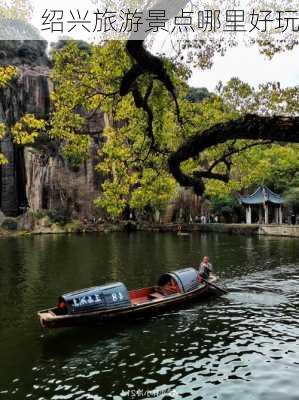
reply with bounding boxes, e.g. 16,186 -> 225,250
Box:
137,223 -> 299,238
1,221 -> 299,239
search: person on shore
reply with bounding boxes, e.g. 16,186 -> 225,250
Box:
198,256 -> 213,282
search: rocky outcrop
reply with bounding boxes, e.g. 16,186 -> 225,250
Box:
0,40 -> 50,67
0,41 -> 104,218
162,188 -> 209,223
0,64 -> 51,215
24,145 -> 101,219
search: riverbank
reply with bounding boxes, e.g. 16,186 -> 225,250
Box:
137,222 -> 299,237
0,213 -> 298,239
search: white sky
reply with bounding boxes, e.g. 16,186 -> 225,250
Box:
31,0 -> 299,92
188,45 -> 299,91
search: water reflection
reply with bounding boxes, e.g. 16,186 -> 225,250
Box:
0,232 -> 298,399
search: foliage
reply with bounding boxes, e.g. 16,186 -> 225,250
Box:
94,117 -> 177,217
186,87 -> 211,103
0,152 -> 8,164
48,42 -> 299,218
0,66 -> 17,87
210,194 -> 243,222
51,41 -> 185,217
11,114 -> 47,145
0,66 -> 18,164
130,169 -> 177,211
47,209 -> 71,225
49,41 -> 131,168
0,38 -> 298,219
0,0 -> 33,20
204,142 -> 299,197
0,122 -> 5,139
283,187 -> 299,212
1,217 -> 18,230
201,79 -> 299,198
0,122 -> 8,164
216,78 -> 299,116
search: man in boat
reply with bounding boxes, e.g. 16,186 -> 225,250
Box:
198,256 -> 213,282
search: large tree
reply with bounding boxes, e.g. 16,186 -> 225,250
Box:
115,0 -> 299,196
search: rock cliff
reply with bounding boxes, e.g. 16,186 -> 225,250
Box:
0,41 -> 104,218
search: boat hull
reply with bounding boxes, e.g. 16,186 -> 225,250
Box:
38,283 -> 219,329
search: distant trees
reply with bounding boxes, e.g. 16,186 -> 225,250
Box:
283,174 -> 299,214
210,195 -> 243,223
186,87 -> 212,103
0,0 -> 33,20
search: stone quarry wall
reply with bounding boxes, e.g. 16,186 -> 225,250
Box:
0,42 -> 104,218
0,66 -> 51,216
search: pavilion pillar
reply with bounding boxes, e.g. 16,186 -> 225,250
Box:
264,203 -> 269,224
274,207 -> 279,224
279,206 -> 283,225
258,205 -> 263,224
246,205 -> 252,224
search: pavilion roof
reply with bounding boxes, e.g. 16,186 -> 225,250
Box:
238,186 -> 284,205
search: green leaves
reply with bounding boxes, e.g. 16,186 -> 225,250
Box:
1,39 -> 293,219
95,124 -> 177,217
0,66 -> 18,163
0,122 -> 6,140
130,169 -> 177,211
62,135 -> 92,167
11,114 -> 46,145
284,184 -> 299,211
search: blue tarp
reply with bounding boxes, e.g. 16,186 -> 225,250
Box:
238,186 -> 284,205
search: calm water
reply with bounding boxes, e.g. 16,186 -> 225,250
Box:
0,232 -> 298,400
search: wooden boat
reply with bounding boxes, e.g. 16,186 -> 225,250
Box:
37,268 -> 223,329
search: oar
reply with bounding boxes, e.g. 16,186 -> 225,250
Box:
201,277 -> 228,294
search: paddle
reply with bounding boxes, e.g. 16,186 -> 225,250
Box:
201,277 -> 228,294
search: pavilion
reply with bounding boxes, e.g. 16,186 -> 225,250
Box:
238,186 -> 284,225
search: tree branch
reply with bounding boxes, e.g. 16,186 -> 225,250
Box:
120,40 -> 182,124
207,139 -> 272,173
168,114 -> 299,195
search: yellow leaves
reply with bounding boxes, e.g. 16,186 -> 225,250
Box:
0,122 -> 6,139
0,123 -> 9,163
100,127 -> 131,161
50,109 -> 85,140
95,167 -> 177,217
95,122 -> 177,216
0,66 -> 18,87
90,41 -> 130,88
49,41 -> 133,169
49,107 -> 91,166
0,153 -> 8,164
62,135 -> 92,167
51,41 -> 129,116
130,169 -> 177,210
11,114 -> 46,145
94,179 -> 130,218
205,180 -> 231,198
